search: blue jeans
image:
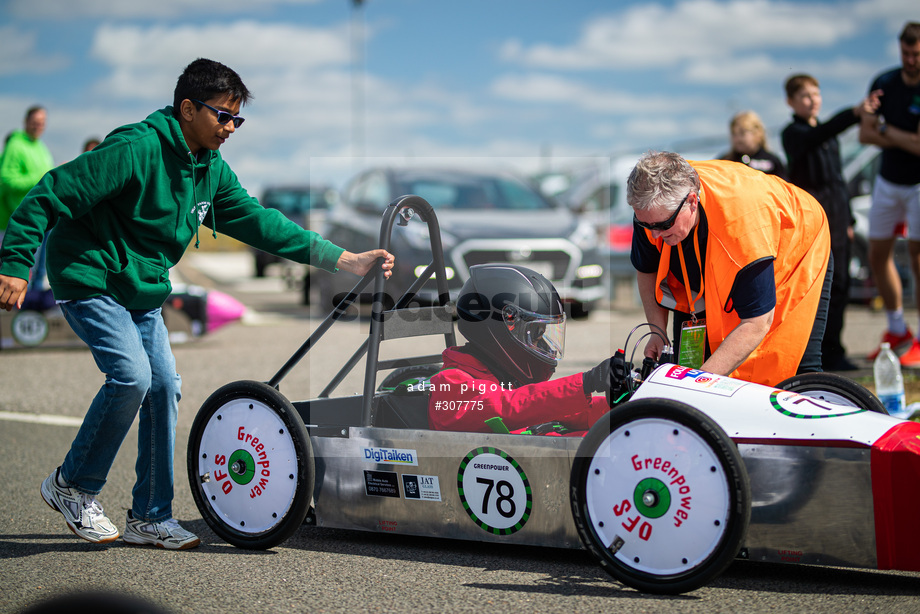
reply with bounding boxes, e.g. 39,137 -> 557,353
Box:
28,233 -> 49,292
59,296 -> 182,522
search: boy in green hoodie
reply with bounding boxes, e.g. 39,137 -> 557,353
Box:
0,58 -> 394,549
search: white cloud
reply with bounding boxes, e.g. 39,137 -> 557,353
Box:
853,0 -> 920,25
500,0 -> 859,71
90,21 -> 351,70
87,21 -> 353,103
73,19 -> 521,185
6,0 -> 908,189
684,53 -> 883,91
491,73 -> 705,116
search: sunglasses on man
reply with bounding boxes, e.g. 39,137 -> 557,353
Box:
192,99 -> 245,128
634,191 -> 691,232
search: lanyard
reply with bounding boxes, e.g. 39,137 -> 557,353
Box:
676,223 -> 704,323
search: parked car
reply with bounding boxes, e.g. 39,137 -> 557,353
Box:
251,185 -> 336,304
315,167 -> 606,318
551,157 -> 639,284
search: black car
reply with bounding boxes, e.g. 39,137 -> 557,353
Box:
315,167 -> 606,318
251,185 -> 336,304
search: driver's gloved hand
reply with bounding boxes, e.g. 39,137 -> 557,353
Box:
582,357 -> 612,396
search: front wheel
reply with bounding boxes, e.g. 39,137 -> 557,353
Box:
570,398 -> 750,594
187,380 -> 314,549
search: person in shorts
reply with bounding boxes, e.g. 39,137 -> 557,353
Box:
860,22 -> 920,365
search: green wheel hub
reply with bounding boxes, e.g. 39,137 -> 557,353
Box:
634,477 -> 671,519
228,449 -> 256,485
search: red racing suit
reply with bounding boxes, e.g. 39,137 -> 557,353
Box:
428,346 -> 609,436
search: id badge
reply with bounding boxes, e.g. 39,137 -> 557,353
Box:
678,319 -> 706,369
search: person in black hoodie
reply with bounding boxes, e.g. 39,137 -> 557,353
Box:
720,110 -> 786,179
781,73 -> 879,371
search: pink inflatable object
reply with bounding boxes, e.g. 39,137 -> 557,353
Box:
206,289 -> 246,333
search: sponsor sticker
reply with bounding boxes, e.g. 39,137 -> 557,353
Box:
658,365 -> 746,396
402,474 -> 442,501
364,470 -> 400,498
362,446 -> 419,466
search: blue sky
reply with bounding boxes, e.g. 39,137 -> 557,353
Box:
0,0 -> 915,191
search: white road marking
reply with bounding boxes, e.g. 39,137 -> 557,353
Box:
0,411 -> 83,427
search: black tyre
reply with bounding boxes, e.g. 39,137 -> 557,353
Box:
570,398 -> 750,594
775,372 -> 887,414
188,380 -> 314,549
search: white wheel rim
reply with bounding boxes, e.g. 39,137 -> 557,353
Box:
585,417 -> 731,575
794,389 -> 857,407
196,397 -> 300,534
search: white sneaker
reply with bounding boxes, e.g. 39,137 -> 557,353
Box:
40,467 -> 119,544
123,510 -> 200,550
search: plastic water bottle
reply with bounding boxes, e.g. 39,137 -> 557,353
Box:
874,342 -> 907,417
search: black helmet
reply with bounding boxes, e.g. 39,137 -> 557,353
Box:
456,264 -> 566,385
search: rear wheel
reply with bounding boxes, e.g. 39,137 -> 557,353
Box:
188,380 -> 313,549
570,398 -> 750,594
775,372 -> 886,414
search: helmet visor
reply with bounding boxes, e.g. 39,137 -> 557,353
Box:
503,306 -> 565,361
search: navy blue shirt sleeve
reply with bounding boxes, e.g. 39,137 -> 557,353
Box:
730,259 -> 776,319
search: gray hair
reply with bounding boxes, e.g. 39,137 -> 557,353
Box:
626,151 -> 700,212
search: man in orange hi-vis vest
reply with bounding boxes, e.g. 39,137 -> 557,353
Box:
628,150 -> 831,387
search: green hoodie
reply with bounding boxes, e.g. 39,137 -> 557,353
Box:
0,107 -> 344,309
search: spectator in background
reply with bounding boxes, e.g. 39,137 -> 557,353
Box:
0,106 -> 53,241
782,74 -> 881,372
720,110 -> 787,179
859,22 -> 920,366
82,137 -> 100,153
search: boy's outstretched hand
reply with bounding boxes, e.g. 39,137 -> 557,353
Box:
0,274 -> 28,311
336,249 -> 395,278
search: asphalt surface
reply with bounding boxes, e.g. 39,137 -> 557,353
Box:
1,253 -> 918,613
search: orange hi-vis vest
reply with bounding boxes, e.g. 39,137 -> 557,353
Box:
650,160 -> 830,386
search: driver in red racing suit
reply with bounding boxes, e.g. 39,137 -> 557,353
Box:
428,264 -> 611,436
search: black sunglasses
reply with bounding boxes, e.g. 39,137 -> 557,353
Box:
192,99 -> 245,128
634,191 -> 691,231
